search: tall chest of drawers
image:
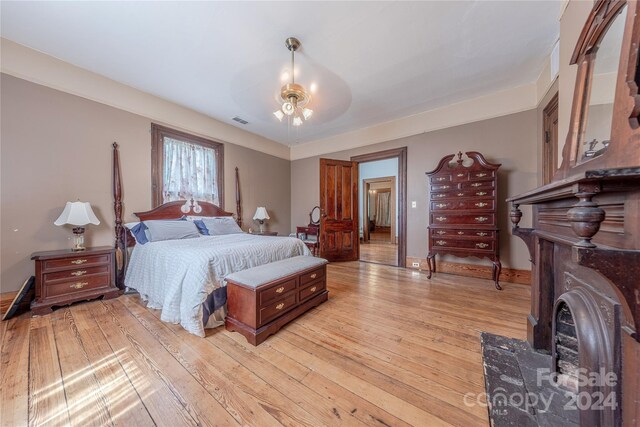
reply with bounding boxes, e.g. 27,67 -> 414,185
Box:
426,151 -> 503,289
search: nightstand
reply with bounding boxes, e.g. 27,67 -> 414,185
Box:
252,231 -> 278,236
31,246 -> 120,315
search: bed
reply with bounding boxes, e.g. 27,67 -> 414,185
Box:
111,143 -> 310,336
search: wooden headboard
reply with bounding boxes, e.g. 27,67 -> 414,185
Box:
112,142 -> 243,289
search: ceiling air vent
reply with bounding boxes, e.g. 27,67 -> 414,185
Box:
232,116 -> 249,125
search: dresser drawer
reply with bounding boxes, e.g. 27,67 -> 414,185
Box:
259,293 -> 297,326
300,267 -> 324,286
431,189 -> 495,199
469,170 -> 495,180
259,278 -> 297,306
460,180 -> 494,190
44,254 -> 110,271
430,183 -> 456,192
434,229 -> 496,239
431,238 -> 495,251
431,199 -> 495,211
430,174 -> 451,184
431,213 -> 495,225
452,171 -> 469,181
299,280 -> 326,302
44,265 -> 110,283
44,273 -> 111,298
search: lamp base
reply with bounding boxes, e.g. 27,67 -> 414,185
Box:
72,227 -> 86,251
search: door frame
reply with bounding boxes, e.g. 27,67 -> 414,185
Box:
363,176 -> 396,244
351,147 -> 407,267
542,92 -> 559,185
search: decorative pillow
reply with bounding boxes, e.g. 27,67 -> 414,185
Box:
201,217 -> 243,235
124,217 -> 187,244
124,222 -> 150,245
192,219 -> 209,235
145,220 -> 201,242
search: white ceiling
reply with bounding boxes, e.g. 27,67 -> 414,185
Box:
1,1 -> 561,147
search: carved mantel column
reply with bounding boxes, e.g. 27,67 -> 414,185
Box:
567,191 -> 605,248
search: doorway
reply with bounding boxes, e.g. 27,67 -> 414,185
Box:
352,147 -> 407,267
543,93 -> 559,184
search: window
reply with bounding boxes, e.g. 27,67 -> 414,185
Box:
151,124 -> 224,207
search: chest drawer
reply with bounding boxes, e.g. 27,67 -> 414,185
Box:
44,254 -> 110,271
430,174 -> 451,184
431,213 -> 495,225
259,278 -> 297,306
432,189 -> 495,199
44,273 -> 111,298
259,293 -> 297,326
431,238 -> 495,252
300,267 -> 324,286
299,280 -> 326,302
431,199 -> 495,211
432,229 -> 496,239
44,265 -> 110,283
469,170 -> 495,180
460,180 -> 494,190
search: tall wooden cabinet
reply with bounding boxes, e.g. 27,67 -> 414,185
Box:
426,151 -> 502,289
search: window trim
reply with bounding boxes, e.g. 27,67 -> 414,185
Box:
151,123 -> 224,208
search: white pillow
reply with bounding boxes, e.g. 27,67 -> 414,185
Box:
145,220 -> 201,242
201,217 -> 243,235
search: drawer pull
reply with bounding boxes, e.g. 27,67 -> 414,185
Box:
475,217 -> 489,222
70,282 -> 88,289
435,240 -> 447,246
440,185 -> 450,189
71,259 -> 88,265
435,203 -> 447,208
471,183 -> 482,187
477,232 -> 488,237
457,173 -> 464,177
275,303 -> 285,310
476,173 -> 487,177
457,231 -> 465,235
310,273 -> 317,279
275,286 -> 285,294
476,192 -> 487,196
309,286 -> 317,292
435,216 -> 447,222
436,230 -> 446,235
476,243 -> 489,249
457,193 -> 464,197
435,194 -> 446,198
436,177 -> 446,181
475,202 -> 488,208
71,270 -> 87,276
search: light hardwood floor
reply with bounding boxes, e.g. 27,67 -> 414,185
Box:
1,262 -> 530,427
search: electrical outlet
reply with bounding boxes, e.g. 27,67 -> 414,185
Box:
412,262 -> 420,267
411,201 -> 417,208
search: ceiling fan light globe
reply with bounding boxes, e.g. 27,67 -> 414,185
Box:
292,116 -> 303,126
273,110 -> 285,121
302,108 -> 313,120
282,101 -> 295,115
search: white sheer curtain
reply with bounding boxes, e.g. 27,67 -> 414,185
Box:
375,192 -> 391,227
162,137 -> 219,205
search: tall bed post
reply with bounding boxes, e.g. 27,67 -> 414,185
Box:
235,166 -> 242,228
113,142 -> 125,290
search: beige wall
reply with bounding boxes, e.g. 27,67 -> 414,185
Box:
291,110 -> 538,270
1,74 -> 290,292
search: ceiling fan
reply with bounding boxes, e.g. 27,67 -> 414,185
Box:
273,37 -> 313,127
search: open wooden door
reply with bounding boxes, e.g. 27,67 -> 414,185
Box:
319,158 -> 359,261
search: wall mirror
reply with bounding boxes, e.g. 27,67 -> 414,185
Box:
309,206 -> 320,225
577,3 -> 627,164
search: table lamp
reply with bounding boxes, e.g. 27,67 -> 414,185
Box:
54,201 -> 100,251
253,207 -> 270,233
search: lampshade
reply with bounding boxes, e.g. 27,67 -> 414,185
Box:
54,201 -> 100,226
253,207 -> 270,221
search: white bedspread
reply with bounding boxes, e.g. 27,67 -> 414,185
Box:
125,234 -> 311,336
